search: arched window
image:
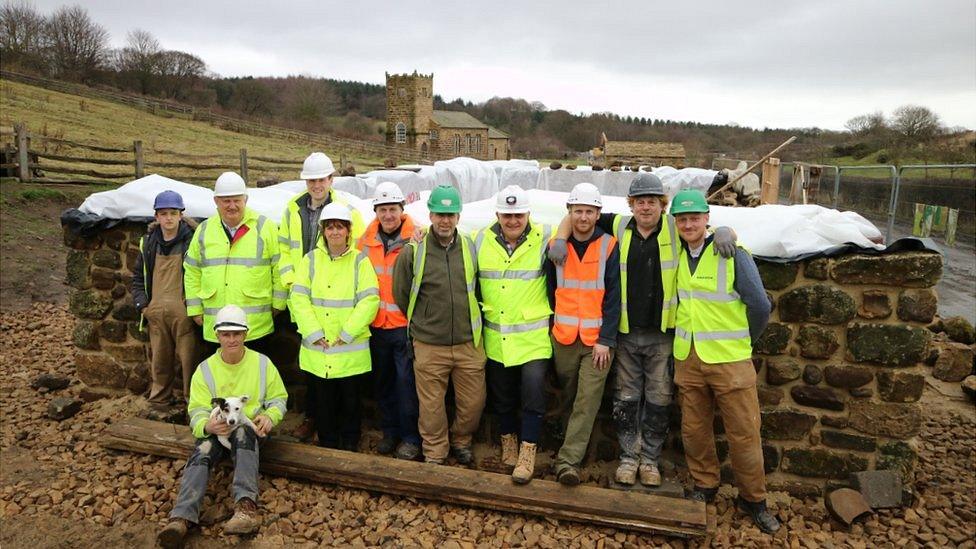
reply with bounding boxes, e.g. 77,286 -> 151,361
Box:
453,134 -> 461,155
395,122 -> 406,144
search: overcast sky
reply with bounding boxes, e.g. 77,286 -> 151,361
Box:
33,0 -> 976,130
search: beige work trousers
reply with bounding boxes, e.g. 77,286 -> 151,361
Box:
412,340 -> 486,461
673,345 -> 766,502
145,253 -> 199,404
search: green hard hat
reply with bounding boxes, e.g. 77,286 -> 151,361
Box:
428,185 -> 462,214
669,189 -> 710,215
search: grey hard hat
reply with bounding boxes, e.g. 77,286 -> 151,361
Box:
628,172 -> 665,197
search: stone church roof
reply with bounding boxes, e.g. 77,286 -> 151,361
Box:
431,110 -> 488,129
488,127 -> 509,139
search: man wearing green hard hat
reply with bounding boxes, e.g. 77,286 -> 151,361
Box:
668,189 -> 779,534
393,185 -> 486,466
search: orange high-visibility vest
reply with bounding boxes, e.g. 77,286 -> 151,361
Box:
357,215 -> 415,329
552,233 -> 617,346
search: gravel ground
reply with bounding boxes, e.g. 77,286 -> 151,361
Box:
1,303 -> 974,548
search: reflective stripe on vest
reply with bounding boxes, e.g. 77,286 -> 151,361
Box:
613,213 -> 680,334
405,233 -> 482,347
197,353 -> 272,411
552,233 -> 615,346
357,217 -> 413,329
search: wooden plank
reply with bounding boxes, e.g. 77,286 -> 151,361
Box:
760,157 -> 781,205
33,151 -> 131,166
102,417 -> 706,537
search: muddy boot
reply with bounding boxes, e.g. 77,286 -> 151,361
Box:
511,442 -> 537,485
500,433 -> 519,468
614,461 -> 638,485
638,463 -> 661,487
223,498 -> 260,536
294,417 -> 315,442
157,518 -> 190,549
557,466 -> 580,486
737,497 -> 781,534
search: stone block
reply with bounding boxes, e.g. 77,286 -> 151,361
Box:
846,323 -> 930,367
963,376 -> 976,400
112,303 -> 141,322
824,365 -> 874,388
761,409 -> 817,440
876,371 -> 925,402
126,247 -> 139,273
104,342 -> 147,363
103,228 -> 126,251
821,430 -> 877,452
791,385 -> 845,411
825,488 -> 872,525
47,397 -> 83,421
69,289 -> 113,319
782,448 -> 869,478
99,320 -> 127,343
849,387 -> 873,398
878,441 -> 917,479
820,415 -> 849,428
72,320 -> 100,350
65,250 -> 91,289
63,226 -> 102,250
755,260 -> 798,290
128,322 -> 149,342
850,470 -> 902,509
804,258 -> 829,280
803,364 -> 823,385
797,325 -> 840,359
768,482 -> 823,499
858,290 -> 892,319
754,323 -> 791,355
932,342 -> 974,382
763,444 -> 781,473
757,386 -> 783,406
766,359 -> 801,385
76,352 -> 126,389
90,267 -> 118,290
896,289 -> 937,323
943,316 -> 975,344
849,401 -> 921,438
31,373 -> 71,392
778,284 -> 856,325
830,252 -> 942,288
91,249 -> 121,269
111,284 -> 126,299
126,361 -> 150,394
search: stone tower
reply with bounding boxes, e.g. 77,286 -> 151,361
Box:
386,71 -> 433,156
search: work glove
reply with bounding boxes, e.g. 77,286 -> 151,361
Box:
547,238 -> 568,266
712,226 -> 737,259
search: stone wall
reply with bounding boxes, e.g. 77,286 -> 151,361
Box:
65,220 -> 961,493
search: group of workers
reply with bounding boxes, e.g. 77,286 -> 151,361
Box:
146,152 -> 779,547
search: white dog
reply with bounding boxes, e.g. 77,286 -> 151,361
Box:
209,395 -> 257,450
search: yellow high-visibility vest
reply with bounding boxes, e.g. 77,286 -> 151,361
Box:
612,213 -> 679,333
277,189 -> 365,288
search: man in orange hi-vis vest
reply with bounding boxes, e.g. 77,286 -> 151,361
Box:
544,183 -> 621,486
356,181 -> 422,461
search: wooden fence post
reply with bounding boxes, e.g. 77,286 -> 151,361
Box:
15,122 -> 30,182
240,148 -> 248,183
134,140 -> 144,179
339,152 -> 346,173
760,157 -> 781,204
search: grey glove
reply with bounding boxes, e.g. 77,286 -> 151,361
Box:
712,226 -> 737,258
547,238 -> 568,265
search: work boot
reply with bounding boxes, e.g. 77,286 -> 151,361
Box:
223,498 -> 260,536
500,434 -> 519,468
377,436 -> 397,455
688,486 -> 718,503
157,518 -> 190,549
557,466 -> 580,486
736,497 -> 781,534
425,457 -> 444,465
340,439 -> 359,452
293,417 -> 315,442
451,445 -> 474,465
511,442 -> 537,485
395,441 -> 421,461
638,463 -> 662,487
614,462 -> 638,485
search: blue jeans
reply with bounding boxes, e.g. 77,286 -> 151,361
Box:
370,327 -> 421,445
170,427 -> 260,524
612,328 -> 674,466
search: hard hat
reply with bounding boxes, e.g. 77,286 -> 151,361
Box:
495,185 -> 530,214
213,172 -> 247,197
153,190 -> 185,211
300,152 -> 336,180
566,182 -> 602,207
669,189 -> 710,215
214,304 -> 248,332
628,172 -> 665,197
427,185 -> 462,214
319,202 -> 352,223
373,181 -> 406,206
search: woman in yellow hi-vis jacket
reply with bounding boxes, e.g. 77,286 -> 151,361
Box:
289,202 -> 379,451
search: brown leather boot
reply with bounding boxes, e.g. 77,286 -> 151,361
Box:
293,417 -> 315,442
500,433 -> 518,468
223,498 -> 260,535
157,518 -> 190,549
511,442 -> 537,485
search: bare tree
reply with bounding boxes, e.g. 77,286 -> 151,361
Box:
891,104 -> 942,141
231,78 -> 275,116
157,50 -> 206,99
113,29 -> 162,93
0,0 -> 47,67
844,111 -> 887,137
285,77 -> 341,129
44,4 -> 108,80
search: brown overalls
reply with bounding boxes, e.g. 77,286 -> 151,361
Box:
145,253 -> 199,404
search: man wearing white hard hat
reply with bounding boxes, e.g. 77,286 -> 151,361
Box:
356,181 -> 423,460
158,305 -> 288,546
544,182 -> 621,486
472,185 -> 554,484
184,172 -> 286,356
278,152 -> 365,441
289,203 -> 379,451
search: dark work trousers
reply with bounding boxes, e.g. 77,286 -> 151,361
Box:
485,358 -> 549,444
170,427 -> 260,524
313,373 -> 365,450
370,327 -> 421,445
611,328 -> 674,466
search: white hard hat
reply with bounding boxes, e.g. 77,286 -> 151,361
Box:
300,152 -> 336,180
213,172 -> 247,197
567,182 -> 602,207
495,185 -> 530,214
214,304 -> 248,332
373,181 -> 406,206
319,202 -> 352,223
